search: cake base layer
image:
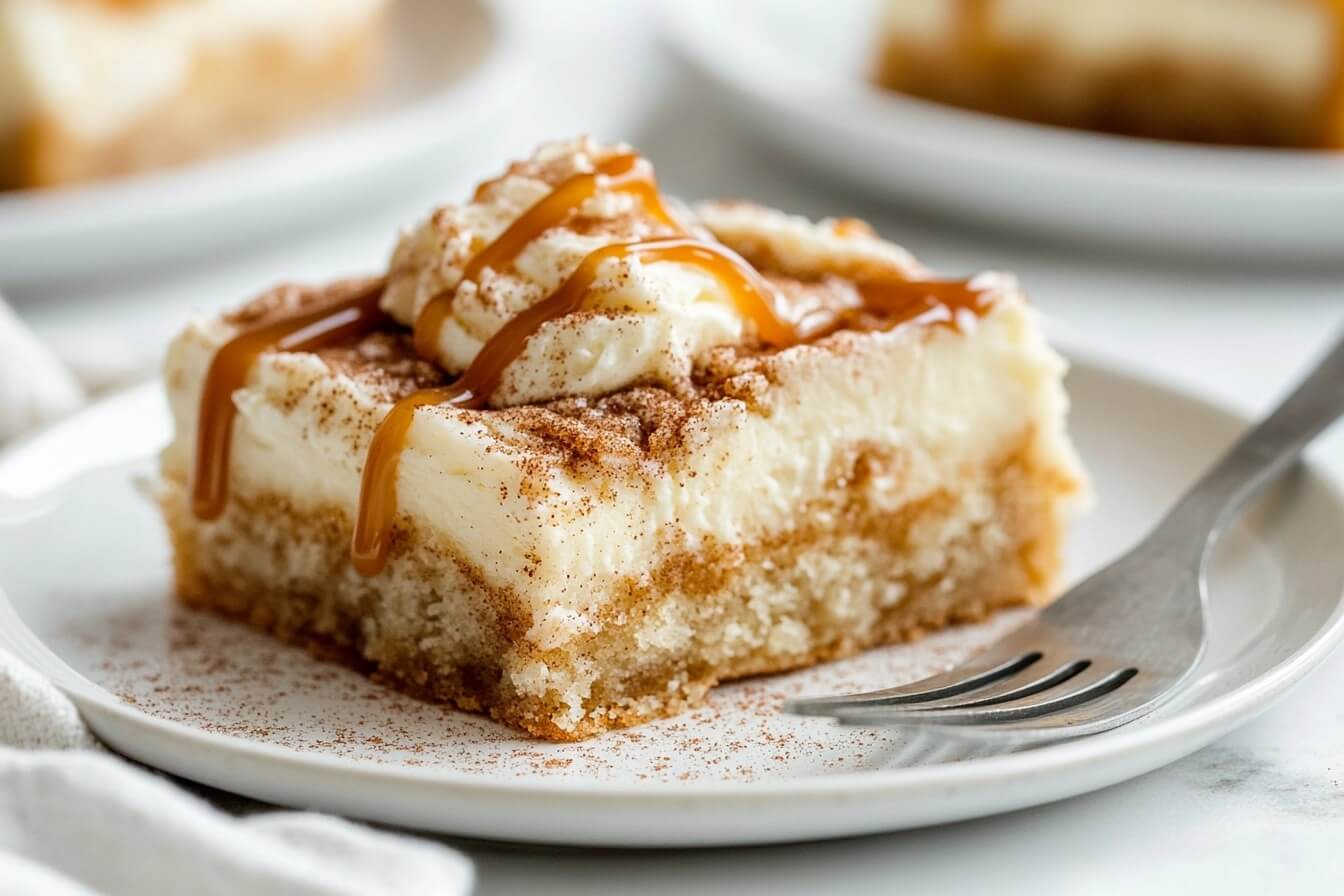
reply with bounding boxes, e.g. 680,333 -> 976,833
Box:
159,432 -> 1067,741
3,19 -> 383,190
874,37 -> 1334,148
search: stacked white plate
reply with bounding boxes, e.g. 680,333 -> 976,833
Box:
663,0 -> 1344,261
0,0 -> 525,285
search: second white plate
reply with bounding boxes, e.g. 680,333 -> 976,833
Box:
0,0 -> 524,286
1,353 -> 1343,847
663,0 -> 1344,261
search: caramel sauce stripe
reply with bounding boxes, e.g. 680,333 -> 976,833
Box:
190,281 -> 388,520
413,154 -> 681,360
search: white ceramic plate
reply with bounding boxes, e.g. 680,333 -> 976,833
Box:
0,0 -> 524,286
661,0 -> 1344,261
1,353 -> 1343,847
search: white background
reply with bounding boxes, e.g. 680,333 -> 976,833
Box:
8,2 -> 1344,893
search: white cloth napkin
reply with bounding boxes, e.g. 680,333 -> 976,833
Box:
0,300 -> 87,444
0,649 -> 474,896
0,299 -> 474,894
0,291 -> 173,444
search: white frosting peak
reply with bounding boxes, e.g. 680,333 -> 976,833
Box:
382,138 -> 930,407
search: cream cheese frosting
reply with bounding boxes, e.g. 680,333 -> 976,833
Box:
383,138 -> 933,408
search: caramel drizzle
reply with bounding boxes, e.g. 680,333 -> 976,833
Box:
412,153 -> 681,360
858,275 -> 992,329
190,279 -> 389,520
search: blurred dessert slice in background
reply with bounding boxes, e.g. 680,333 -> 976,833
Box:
0,0 -> 391,189
873,0 -> 1344,148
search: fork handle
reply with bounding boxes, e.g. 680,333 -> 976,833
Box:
1161,327 -> 1344,545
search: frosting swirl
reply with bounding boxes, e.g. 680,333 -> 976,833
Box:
379,138 -> 930,408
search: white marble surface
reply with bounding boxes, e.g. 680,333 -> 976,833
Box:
8,1 -> 1344,892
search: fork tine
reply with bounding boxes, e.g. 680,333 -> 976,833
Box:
783,648 -> 1045,717
830,662 -> 1139,726
864,657 -> 1096,713
837,674 -> 1178,746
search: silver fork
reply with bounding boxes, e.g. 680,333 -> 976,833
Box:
786,330 -> 1344,743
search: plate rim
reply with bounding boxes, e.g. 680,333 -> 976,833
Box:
2,348 -> 1343,803
0,0 -> 528,279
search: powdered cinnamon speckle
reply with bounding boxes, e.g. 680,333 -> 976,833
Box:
223,277 -> 384,329
59,597 -> 1030,783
